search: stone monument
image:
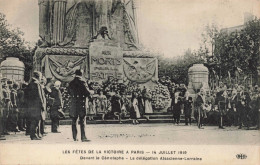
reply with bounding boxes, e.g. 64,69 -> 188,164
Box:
34,0 -> 158,87
187,64 -> 209,94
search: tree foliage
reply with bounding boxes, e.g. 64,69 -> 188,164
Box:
0,12 -> 34,81
158,49 -> 204,85
212,19 -> 260,84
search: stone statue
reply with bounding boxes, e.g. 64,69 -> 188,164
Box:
38,0 -> 139,49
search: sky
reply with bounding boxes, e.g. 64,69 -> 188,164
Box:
0,0 -> 259,58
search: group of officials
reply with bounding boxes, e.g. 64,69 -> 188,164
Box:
194,84 -> 260,129
169,82 -> 259,130
0,71 -> 66,140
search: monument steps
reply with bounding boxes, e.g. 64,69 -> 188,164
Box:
45,113 -> 195,125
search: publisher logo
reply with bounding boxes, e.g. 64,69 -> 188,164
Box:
236,154 -> 247,159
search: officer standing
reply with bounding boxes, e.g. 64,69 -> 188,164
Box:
68,69 -> 90,142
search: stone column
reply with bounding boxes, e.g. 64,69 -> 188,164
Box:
53,0 -> 67,45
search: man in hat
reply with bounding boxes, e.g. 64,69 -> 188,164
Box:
26,71 -> 46,140
68,69 -> 90,142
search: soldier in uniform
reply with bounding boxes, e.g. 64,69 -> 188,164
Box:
68,69 -> 90,142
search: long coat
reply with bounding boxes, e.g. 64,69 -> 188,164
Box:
50,87 -> 63,119
68,76 -> 90,118
26,78 -> 46,120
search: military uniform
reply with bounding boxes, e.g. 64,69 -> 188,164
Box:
68,76 -> 90,141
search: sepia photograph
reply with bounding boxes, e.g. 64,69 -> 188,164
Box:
0,0 -> 259,164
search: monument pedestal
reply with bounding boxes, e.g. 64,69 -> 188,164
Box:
34,47 -> 89,82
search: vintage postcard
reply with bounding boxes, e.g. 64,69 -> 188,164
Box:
0,0 -> 259,164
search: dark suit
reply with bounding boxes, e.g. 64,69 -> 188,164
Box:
68,76 -> 90,141
234,92 -> 251,128
26,78 -> 45,139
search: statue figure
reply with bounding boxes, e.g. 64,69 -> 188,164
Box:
38,0 -> 139,49
38,0 -> 51,47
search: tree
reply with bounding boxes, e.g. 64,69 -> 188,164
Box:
0,12 -> 34,81
158,49 -> 204,85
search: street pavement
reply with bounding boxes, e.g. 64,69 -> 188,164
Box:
0,123 -> 259,145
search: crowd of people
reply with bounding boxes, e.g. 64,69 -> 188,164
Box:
0,70 -> 259,141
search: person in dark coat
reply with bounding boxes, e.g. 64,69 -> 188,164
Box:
68,69 -> 90,142
50,81 -> 63,133
184,97 -> 193,125
234,86 -> 251,129
17,83 -> 27,131
215,90 -> 227,129
111,91 -> 122,123
137,89 -> 145,117
171,91 -> 182,125
26,71 -> 46,140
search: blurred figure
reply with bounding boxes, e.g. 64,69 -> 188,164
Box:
96,89 -> 107,120
184,97 -> 193,126
195,88 -> 206,129
1,83 -> 11,135
8,82 -> 20,132
171,91 -> 182,125
39,76 -> 47,137
111,91 -> 122,123
144,89 -> 153,120
50,81 -> 63,133
17,83 -> 27,131
130,92 -> 140,125
0,82 -> 6,140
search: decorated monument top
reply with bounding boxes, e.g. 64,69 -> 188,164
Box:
38,0 -> 140,51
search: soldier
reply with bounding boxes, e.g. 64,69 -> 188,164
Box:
68,69 -> 90,142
